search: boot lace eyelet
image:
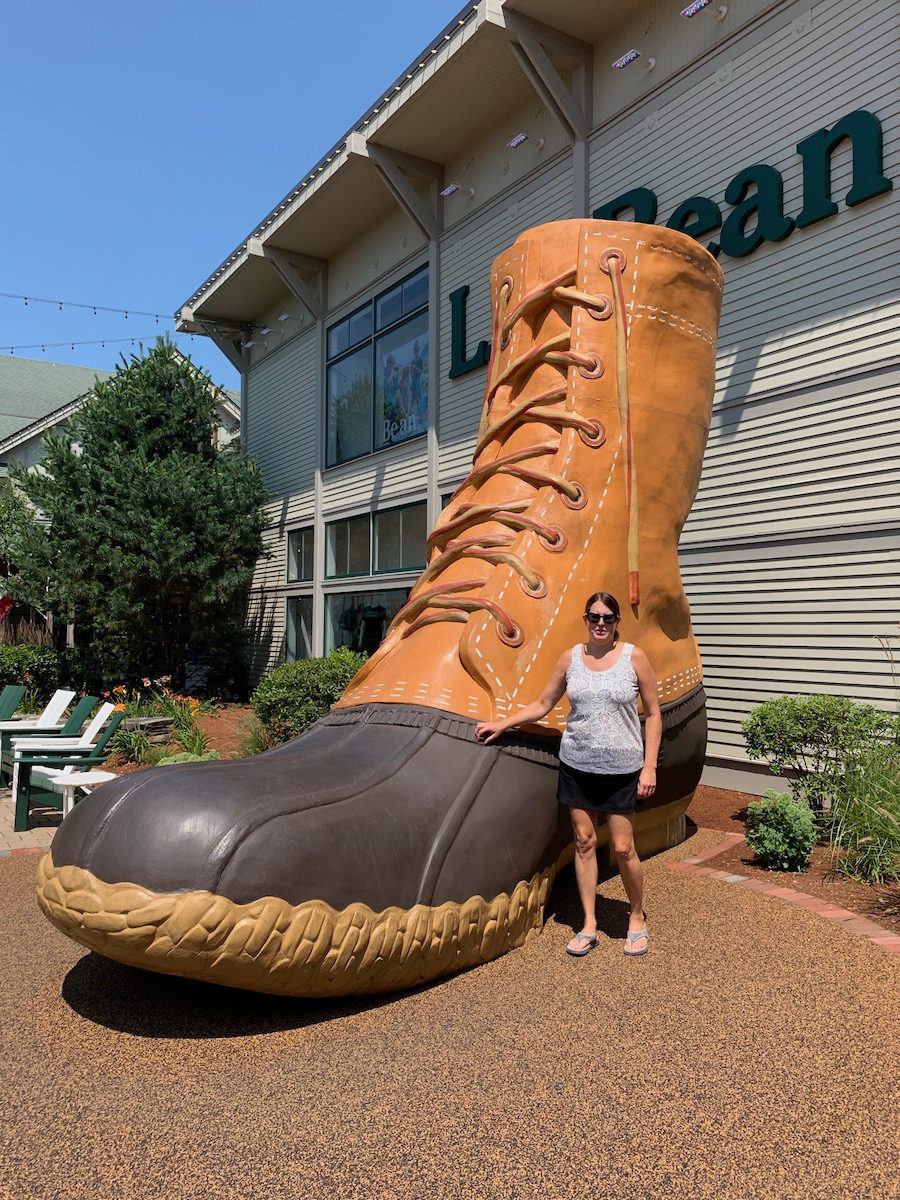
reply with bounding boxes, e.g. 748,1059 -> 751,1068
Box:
560,482 -> 587,510
520,574 -> 548,600
578,354 -> 604,380
578,420 -> 606,448
497,622 -> 524,648
600,248 -> 627,274
500,329 -> 511,350
587,296 -> 612,320
541,526 -> 567,553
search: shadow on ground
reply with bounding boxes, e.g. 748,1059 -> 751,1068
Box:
60,950 -> 448,1038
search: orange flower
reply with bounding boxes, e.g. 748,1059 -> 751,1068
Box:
113,703 -> 126,712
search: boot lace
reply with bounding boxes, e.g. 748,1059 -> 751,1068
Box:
389,251 -> 638,648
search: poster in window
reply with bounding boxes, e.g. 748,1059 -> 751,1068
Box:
375,312 -> 428,449
327,345 -> 372,465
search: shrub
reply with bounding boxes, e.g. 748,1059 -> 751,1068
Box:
0,644 -> 59,699
251,648 -> 367,744
745,790 -> 817,872
157,750 -> 220,766
828,742 -> 900,884
742,694 -> 898,811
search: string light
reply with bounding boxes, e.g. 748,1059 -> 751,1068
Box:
0,333 -> 197,355
0,291 -> 169,322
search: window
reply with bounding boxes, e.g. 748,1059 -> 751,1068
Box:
286,596 -> 313,661
326,265 -> 429,466
324,588 -> 411,656
374,502 -> 427,573
325,515 -> 371,578
326,503 -> 426,579
287,527 -> 314,582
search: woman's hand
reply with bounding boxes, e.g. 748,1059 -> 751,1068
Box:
638,767 -> 657,799
475,720 -> 508,744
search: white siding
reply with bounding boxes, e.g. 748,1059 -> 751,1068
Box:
586,0 -> 900,774
322,437 -> 428,515
244,327 -> 318,524
246,514 -> 288,684
684,528 -> 900,758
437,156 -> 574,485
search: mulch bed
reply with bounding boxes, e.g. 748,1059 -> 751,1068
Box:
687,785 -> 900,936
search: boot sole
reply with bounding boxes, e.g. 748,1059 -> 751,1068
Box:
35,795 -> 691,996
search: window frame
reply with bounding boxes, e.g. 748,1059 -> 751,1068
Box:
325,264 -> 429,469
286,525 -> 315,584
324,500 -> 428,581
285,593 -> 314,661
373,500 -> 428,575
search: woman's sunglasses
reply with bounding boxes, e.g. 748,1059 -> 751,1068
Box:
585,612 -> 617,625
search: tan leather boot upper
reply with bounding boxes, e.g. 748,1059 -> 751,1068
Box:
338,219 -> 724,732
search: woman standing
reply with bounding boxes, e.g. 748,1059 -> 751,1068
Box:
475,592 -> 661,957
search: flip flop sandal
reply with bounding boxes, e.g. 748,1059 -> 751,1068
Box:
565,931 -> 600,957
623,927 -> 649,957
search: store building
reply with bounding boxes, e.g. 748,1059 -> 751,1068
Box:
177,0 -> 898,791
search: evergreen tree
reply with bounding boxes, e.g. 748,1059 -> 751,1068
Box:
8,338 -> 267,692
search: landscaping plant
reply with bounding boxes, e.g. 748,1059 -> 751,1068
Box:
251,647 -> 367,744
109,676 -> 212,764
827,742 -> 900,884
742,693 -> 898,811
745,790 -> 817,872
157,750 -> 220,766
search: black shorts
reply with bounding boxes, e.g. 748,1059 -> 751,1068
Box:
556,760 -> 640,815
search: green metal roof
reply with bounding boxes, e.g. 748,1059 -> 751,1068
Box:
0,356 -> 111,444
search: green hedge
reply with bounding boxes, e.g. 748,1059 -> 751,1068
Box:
251,647 -> 367,744
745,791 -> 817,873
742,693 -> 898,811
0,644 -> 59,698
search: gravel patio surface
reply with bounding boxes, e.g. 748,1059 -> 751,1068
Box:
2,829 -> 899,1200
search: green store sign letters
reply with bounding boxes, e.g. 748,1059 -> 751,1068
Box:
449,109 -> 892,379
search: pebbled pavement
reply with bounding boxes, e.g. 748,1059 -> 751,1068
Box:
1,829 -> 898,1200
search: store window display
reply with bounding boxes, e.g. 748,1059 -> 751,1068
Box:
325,589 -> 410,656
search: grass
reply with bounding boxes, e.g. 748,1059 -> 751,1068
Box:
828,742 -> 900,884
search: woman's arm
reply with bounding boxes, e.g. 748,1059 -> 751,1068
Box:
474,650 -> 571,744
631,647 -> 661,799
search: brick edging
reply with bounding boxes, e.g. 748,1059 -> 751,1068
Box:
670,830 -> 900,957
0,846 -> 50,859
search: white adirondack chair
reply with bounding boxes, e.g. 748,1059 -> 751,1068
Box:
11,701 -> 116,757
0,688 -> 75,735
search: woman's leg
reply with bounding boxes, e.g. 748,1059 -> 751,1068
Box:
606,813 -> 647,941
568,806 -> 600,940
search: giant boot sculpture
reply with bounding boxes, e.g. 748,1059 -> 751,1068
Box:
37,220 -> 723,996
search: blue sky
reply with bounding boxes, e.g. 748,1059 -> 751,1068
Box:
2,1 -> 464,391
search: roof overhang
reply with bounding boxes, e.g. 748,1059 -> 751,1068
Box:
176,0 -> 596,335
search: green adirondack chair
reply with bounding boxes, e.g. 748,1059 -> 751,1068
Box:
12,704 -> 125,831
0,694 -> 99,784
0,685 -> 26,721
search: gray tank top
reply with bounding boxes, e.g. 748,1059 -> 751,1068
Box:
559,643 -> 645,774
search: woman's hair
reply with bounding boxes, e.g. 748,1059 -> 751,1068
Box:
583,591 -> 620,620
